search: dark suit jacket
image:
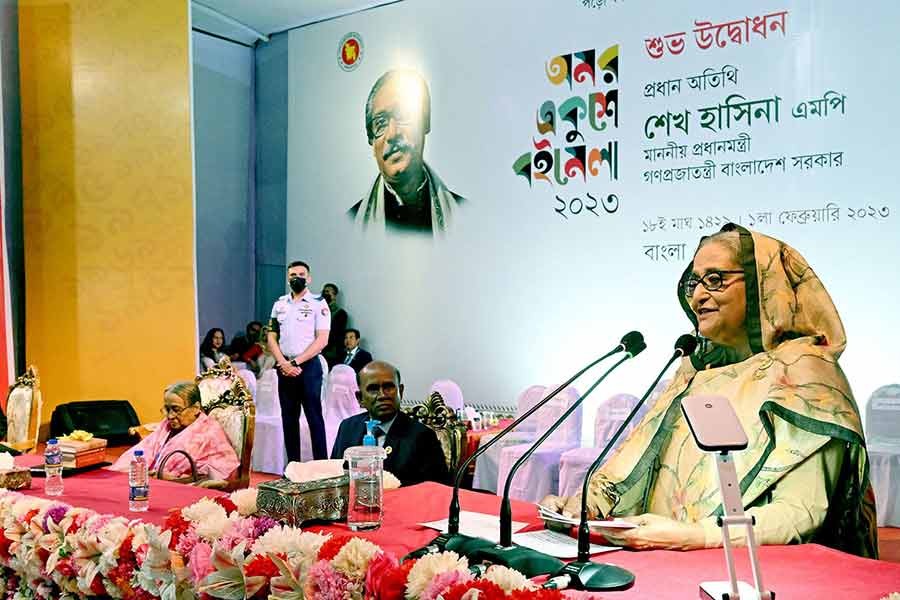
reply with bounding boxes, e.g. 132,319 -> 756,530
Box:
341,348 -> 373,373
330,411 -> 449,486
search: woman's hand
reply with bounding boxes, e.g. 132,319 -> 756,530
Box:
598,513 -> 705,551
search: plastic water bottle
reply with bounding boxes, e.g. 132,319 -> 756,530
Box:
345,419 -> 386,530
44,439 -> 64,496
128,450 -> 149,512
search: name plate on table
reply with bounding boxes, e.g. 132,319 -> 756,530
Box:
257,475 -> 349,526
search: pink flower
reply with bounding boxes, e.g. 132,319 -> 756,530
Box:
420,569 -> 474,600
189,541 -> 214,585
218,517 -> 256,551
176,530 -> 201,557
306,560 -> 358,598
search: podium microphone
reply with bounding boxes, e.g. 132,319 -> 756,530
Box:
552,333 -> 697,591
402,331 -> 644,561
470,332 -> 647,576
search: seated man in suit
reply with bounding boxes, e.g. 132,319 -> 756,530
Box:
341,328 -> 373,373
331,360 -> 449,486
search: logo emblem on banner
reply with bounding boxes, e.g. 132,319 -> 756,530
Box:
338,33 -> 363,71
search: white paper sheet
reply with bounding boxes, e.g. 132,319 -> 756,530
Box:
511,529 -> 620,559
419,511 -> 529,544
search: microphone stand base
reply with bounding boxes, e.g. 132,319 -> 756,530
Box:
470,544 -> 564,578
553,560 -> 635,591
401,533 -> 496,562
700,581 -> 774,600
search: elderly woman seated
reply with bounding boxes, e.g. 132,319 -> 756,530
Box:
542,224 -> 877,558
110,381 -> 239,482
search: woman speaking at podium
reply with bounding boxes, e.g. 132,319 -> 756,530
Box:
542,224 -> 877,558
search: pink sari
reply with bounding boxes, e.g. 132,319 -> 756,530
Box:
110,412 -> 239,480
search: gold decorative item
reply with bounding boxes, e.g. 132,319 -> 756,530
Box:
407,392 -> 468,472
256,475 -> 350,526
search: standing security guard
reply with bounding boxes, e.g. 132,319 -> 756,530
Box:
267,260 -> 331,461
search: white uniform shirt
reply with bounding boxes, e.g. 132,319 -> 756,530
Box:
269,292 -> 331,358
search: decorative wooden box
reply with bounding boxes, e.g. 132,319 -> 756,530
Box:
0,467 -> 32,490
256,474 -> 349,526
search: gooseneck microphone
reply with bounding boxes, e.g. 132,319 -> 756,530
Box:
402,331 -> 644,561
470,333 -> 647,577
551,333 -> 697,592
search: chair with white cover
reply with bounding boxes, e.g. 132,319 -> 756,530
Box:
298,355 -> 332,462
133,357 -> 256,491
251,369 -> 286,474
2,366 -> 42,454
866,384 -> 900,526
472,384 -> 547,492
557,379 -> 670,497
557,393 -> 639,497
429,379 -> 464,412
496,386 -> 582,502
324,364 -> 361,456
236,368 -> 257,399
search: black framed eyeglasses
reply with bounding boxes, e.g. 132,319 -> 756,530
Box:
683,269 -> 744,299
371,107 -> 417,139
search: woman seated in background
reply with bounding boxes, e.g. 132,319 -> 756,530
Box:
199,327 -> 227,370
110,381 -> 238,482
542,224 -> 877,558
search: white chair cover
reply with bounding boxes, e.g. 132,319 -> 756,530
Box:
866,384 -> 900,526
558,393 -> 639,497
324,365 -> 362,456
496,386 -> 582,502
6,387 -> 36,446
235,368 -> 257,399
472,384 -> 548,492
251,370 -> 286,474
255,370 -> 279,416
557,380 -> 671,497
429,379 -> 464,411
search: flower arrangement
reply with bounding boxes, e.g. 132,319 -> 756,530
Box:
0,490 -> 573,600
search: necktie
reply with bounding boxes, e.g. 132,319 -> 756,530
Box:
344,352 -> 352,365
373,426 -> 386,447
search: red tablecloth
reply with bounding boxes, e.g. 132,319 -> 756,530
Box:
11,461 -> 900,598
308,483 -> 900,599
14,456 -> 223,526
463,419 -> 514,461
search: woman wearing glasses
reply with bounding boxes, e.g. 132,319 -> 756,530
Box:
542,224 -> 877,558
110,381 -> 238,482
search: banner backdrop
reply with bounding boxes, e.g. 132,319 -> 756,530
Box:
286,0 -> 899,442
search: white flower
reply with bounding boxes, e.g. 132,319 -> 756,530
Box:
405,551 -> 469,599
196,509 -> 230,542
331,537 -> 380,580
229,488 -> 259,516
250,525 -> 328,560
483,565 -> 535,592
181,497 -> 226,524
383,471 -> 401,490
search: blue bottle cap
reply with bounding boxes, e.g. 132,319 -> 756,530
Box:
47,438 -> 57,445
134,450 -> 144,457
363,418 -> 380,446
